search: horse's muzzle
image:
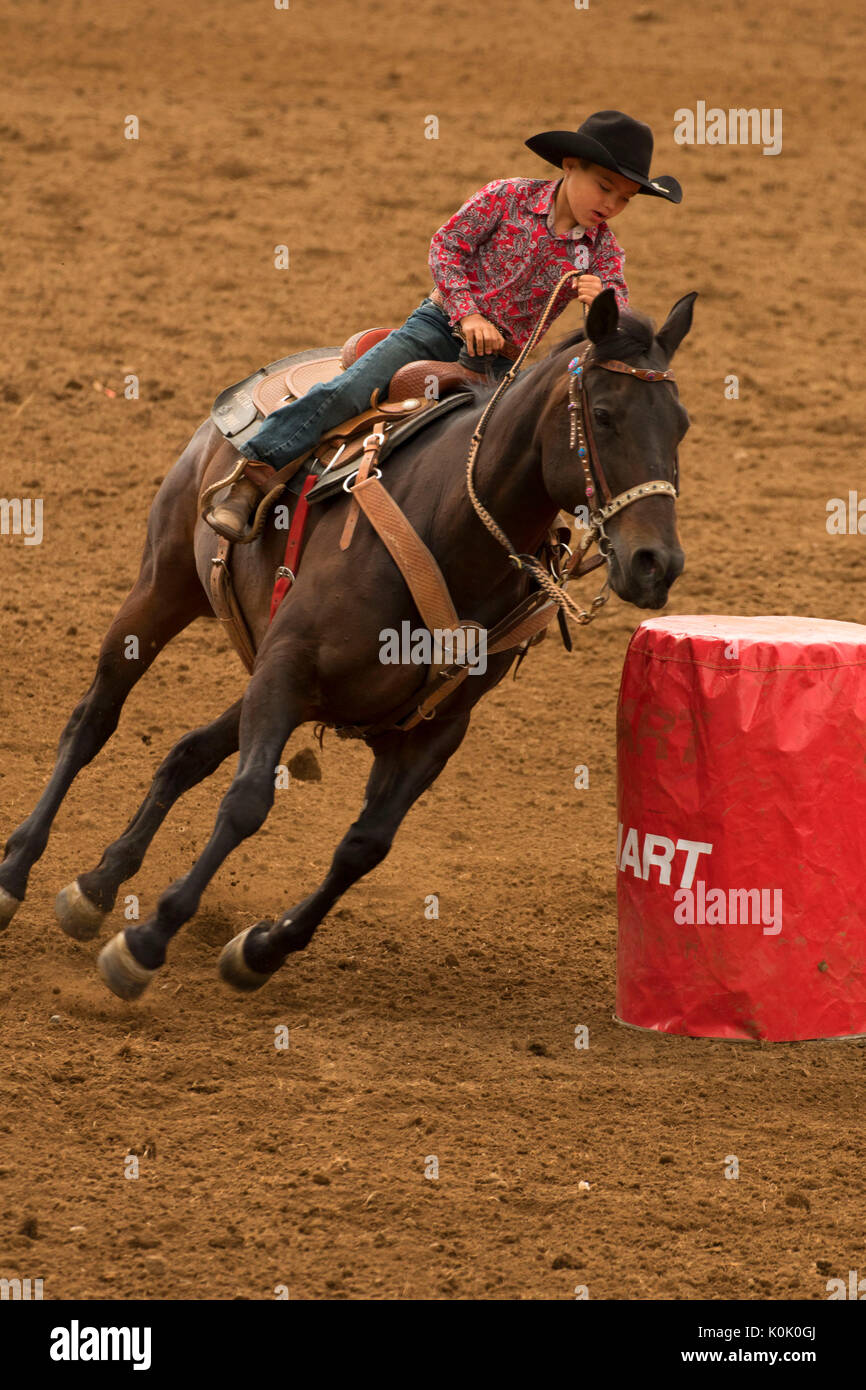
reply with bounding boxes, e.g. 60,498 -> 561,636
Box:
612,541 -> 685,609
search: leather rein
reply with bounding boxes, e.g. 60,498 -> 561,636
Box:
464,270 -> 679,627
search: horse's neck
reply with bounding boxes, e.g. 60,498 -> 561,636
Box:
466,360 -> 560,555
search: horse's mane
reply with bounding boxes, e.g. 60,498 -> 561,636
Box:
547,306 -> 656,361
533,308 -> 658,434
440,308 -> 658,422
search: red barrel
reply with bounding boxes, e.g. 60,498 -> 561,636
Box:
615,615 -> 866,1040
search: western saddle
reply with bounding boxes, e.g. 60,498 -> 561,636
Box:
203,325 -> 511,543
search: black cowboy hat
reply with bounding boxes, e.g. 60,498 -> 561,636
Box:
525,109 -> 682,204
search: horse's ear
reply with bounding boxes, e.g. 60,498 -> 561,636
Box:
585,287 -> 619,343
656,292 -> 698,360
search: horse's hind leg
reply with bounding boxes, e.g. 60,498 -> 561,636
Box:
219,711 -> 471,991
55,699 -> 243,941
0,542 -> 208,929
97,654 -> 302,999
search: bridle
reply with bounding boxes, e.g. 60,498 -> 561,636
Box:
464,270 -> 680,627
565,337 -> 679,574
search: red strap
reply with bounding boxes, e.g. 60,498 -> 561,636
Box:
268,473 -> 317,623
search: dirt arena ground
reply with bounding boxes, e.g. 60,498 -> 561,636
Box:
1,0 -> 865,1301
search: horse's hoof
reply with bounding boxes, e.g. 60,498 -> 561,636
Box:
0,885 -> 22,932
218,926 -> 273,992
97,932 -> 157,1001
55,880 -> 105,941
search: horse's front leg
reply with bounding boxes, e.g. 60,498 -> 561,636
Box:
219,710 -> 472,991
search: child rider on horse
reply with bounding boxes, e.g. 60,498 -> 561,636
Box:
207,110 -> 681,541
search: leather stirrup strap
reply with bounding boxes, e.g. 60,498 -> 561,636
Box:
209,537 -> 257,673
339,428 -> 383,551
351,474 -> 459,634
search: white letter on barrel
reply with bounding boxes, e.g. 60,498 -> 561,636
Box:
675,838 -> 714,889
641,834 -> 676,884
619,826 -> 643,878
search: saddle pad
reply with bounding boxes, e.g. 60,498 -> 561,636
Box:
305,391 -> 477,506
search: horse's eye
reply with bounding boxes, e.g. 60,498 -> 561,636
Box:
593,407 -> 612,428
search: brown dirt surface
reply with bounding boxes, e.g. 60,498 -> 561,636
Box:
1,0 -> 865,1301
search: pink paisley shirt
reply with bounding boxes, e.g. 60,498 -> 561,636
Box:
428,177 -> 628,349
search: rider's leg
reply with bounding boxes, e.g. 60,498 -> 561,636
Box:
207,297 -> 463,539
239,297 -> 463,468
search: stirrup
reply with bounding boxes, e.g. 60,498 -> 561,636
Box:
206,505 -> 255,544
205,476 -> 258,543
206,484 -> 288,545
201,458 -> 285,545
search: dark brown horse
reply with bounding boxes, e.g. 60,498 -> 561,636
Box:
0,290 -> 695,998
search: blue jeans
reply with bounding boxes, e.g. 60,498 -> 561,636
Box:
239,296 -> 514,467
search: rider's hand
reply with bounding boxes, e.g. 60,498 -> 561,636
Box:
576,274 -> 604,306
459,313 -> 505,356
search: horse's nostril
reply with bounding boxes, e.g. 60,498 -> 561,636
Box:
633,547 -> 662,581
631,547 -> 683,591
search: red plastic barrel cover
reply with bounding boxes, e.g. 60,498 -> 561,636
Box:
615,615 -> 866,1040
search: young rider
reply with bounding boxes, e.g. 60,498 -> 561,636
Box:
208,110 -> 681,540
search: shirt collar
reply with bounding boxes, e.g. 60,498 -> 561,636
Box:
530,178 -> 600,243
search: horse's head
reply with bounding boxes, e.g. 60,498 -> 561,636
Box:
536,289 -> 696,609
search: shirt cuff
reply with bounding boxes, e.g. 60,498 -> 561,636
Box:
437,288 -> 479,328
